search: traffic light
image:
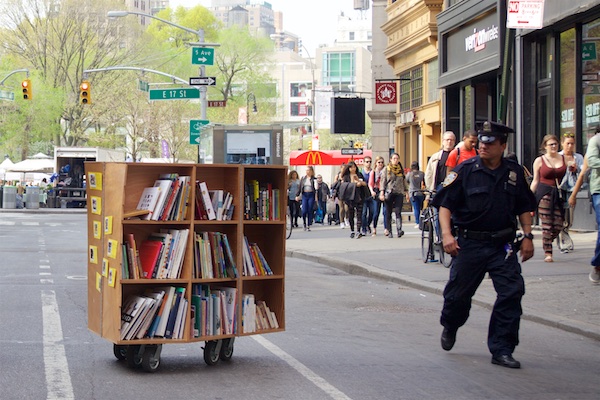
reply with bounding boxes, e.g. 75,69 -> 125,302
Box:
308,140 -> 312,150
21,79 -> 32,100
79,80 -> 91,105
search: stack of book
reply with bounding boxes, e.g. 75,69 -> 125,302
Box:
122,229 -> 189,280
191,285 -> 237,337
120,286 -> 188,340
242,236 -> 273,276
244,179 -> 280,220
241,295 -> 278,333
195,182 -> 235,220
134,174 -> 192,221
193,231 -> 238,279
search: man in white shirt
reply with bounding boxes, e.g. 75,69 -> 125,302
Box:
425,131 -> 456,191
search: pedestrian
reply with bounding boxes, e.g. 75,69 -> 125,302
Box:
287,170 -> 301,228
316,174 -> 329,224
530,134 -> 566,262
339,161 -> 368,238
406,161 -> 425,229
558,132 -> 584,236
445,129 -> 478,175
425,131 -> 456,191
369,156 -> 386,236
295,166 -> 317,231
432,121 -> 536,369
379,153 -> 407,238
360,156 -> 375,235
568,124 -> 600,283
334,164 -> 349,229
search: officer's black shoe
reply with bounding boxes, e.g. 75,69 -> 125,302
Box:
441,328 -> 456,351
491,354 -> 521,369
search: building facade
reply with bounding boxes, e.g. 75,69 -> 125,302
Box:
382,0 -> 444,169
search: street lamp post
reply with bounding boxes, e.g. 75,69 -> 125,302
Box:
107,10 -> 214,162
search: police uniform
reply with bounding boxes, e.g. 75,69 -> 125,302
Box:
432,121 -> 536,367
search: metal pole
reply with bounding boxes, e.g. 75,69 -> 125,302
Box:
199,28 -> 206,163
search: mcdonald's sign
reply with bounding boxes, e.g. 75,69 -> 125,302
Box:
305,151 -> 323,165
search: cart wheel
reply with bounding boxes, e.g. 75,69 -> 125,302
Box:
141,345 -> 161,373
113,344 -> 127,361
126,345 -> 143,368
219,338 -> 234,361
203,340 -> 221,366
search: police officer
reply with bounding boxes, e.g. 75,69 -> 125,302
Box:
431,121 -> 536,369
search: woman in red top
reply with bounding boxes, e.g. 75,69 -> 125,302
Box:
530,134 -> 567,262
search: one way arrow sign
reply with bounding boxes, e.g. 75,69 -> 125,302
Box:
189,77 -> 217,86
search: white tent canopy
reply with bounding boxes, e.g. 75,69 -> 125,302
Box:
7,158 -> 54,173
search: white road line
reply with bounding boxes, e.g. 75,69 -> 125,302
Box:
0,221 -> 15,225
40,279 -> 54,284
41,290 -> 74,400
39,272 -> 51,276
22,222 -> 40,226
252,336 -> 352,400
40,265 -> 51,269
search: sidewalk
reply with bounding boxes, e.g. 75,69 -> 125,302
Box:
286,224 -> 600,341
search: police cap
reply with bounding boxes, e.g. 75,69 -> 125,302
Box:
476,121 -> 515,144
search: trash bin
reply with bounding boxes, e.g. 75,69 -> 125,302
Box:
47,192 -> 56,208
2,185 -> 16,209
0,186 -> 3,208
26,186 -> 40,209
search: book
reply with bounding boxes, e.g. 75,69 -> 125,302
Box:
160,177 -> 181,221
164,287 -> 185,339
135,289 -> 166,339
152,179 -> 174,221
121,244 -> 129,279
138,240 -> 163,279
154,286 -> 177,337
198,182 -> 217,220
135,187 -> 161,220
126,233 -> 140,279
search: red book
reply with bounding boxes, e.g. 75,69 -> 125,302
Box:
139,240 -> 163,279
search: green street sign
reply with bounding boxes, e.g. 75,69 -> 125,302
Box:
149,88 -> 199,100
191,47 -> 215,65
583,43 -> 597,61
190,119 -> 210,144
0,90 -> 15,101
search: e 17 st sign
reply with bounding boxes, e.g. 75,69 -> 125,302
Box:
507,0 -> 545,29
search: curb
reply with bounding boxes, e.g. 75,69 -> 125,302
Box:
287,249 -> 600,342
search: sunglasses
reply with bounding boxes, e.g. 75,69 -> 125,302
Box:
563,133 -> 574,138
547,142 -> 558,147
365,160 -> 372,163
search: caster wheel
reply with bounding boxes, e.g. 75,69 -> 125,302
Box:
203,340 -> 221,366
219,338 -> 234,362
113,344 -> 127,361
141,345 -> 161,373
126,345 -> 143,368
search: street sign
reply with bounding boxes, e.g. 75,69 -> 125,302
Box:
191,47 -> 215,65
189,119 -> 210,144
583,43 -> 597,61
341,148 -> 363,155
137,80 -> 149,92
208,100 -> 227,107
0,90 -> 15,101
149,88 -> 200,100
189,76 -> 216,86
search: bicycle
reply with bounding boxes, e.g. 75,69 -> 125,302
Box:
418,190 -> 452,268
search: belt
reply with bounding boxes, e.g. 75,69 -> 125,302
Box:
457,227 -> 515,242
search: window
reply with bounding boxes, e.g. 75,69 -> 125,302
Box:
399,66 -> 423,112
427,59 -> 439,103
349,32 -> 355,41
322,52 -> 355,92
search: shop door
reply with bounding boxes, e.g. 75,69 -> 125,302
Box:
536,84 -> 552,148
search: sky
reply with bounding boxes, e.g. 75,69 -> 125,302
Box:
168,0 -> 371,54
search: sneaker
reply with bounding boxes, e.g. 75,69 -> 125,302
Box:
303,225 -> 307,231
340,222 -> 346,229
590,267 -> 600,284
356,232 -> 365,239
414,224 -> 420,229
307,226 -> 311,232
397,230 -> 404,238
350,232 -> 355,238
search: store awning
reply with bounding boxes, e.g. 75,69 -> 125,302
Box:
289,150 -> 372,166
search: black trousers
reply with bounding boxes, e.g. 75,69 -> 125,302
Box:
440,236 -> 525,357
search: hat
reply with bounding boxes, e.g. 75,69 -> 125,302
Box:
477,121 -> 515,144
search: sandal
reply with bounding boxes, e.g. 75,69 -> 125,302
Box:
384,229 -> 389,236
544,255 -> 553,262
371,228 -> 377,237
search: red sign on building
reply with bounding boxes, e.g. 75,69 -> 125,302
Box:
375,82 -> 397,105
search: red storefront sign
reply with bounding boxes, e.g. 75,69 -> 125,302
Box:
289,150 -> 372,166
375,82 -> 397,104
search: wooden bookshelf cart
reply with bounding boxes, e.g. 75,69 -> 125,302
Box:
85,162 -> 286,372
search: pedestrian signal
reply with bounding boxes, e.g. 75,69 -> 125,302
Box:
79,80 -> 91,104
21,79 -> 32,100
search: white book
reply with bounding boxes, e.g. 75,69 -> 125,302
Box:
154,286 -> 176,337
120,296 -> 146,340
242,236 -> 256,276
135,290 -> 166,339
222,192 -> 233,220
125,297 -> 155,340
136,187 -> 161,220
152,179 -> 174,221
168,229 -> 188,279
173,296 -> 187,339
218,287 -> 237,334
199,182 -> 217,220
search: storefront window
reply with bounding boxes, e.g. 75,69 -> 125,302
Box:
582,19 -> 600,145
560,28 -> 576,141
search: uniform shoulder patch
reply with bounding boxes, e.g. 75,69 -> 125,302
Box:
443,171 -> 458,187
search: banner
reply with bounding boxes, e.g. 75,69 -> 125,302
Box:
375,82 -> 397,105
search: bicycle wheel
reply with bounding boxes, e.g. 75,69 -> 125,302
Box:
438,244 -> 452,268
421,219 -> 434,263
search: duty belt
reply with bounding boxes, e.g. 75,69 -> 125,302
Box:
457,227 -> 515,243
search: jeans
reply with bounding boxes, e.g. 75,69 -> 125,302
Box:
361,196 -> 375,233
301,192 -> 316,227
410,193 -> 424,224
591,193 -> 600,267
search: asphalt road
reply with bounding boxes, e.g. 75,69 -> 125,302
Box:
0,212 -> 598,399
